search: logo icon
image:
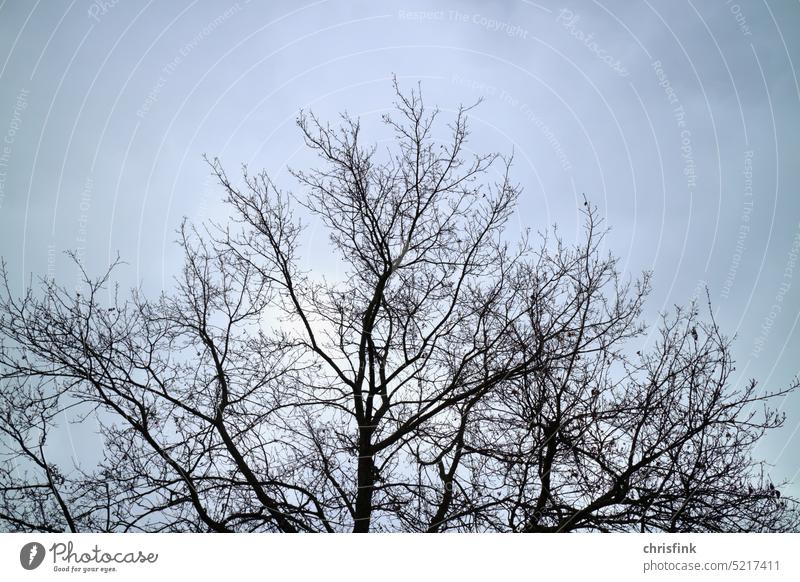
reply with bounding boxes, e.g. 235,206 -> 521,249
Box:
20,542 -> 46,570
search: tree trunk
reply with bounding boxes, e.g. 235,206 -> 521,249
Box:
353,428 -> 374,532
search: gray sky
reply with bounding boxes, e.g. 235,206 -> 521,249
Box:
1,0 -> 800,494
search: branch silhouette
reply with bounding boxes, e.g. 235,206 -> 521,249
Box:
1,81 -> 797,532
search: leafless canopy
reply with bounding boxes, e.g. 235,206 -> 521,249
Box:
1,82 -> 797,533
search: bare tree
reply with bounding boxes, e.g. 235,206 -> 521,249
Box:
1,82 -> 797,533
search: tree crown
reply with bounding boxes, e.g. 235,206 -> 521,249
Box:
1,82 -> 797,533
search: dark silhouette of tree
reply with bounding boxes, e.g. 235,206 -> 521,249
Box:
0,82 -> 797,533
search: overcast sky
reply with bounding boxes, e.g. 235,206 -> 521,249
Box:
1,0 -> 799,495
